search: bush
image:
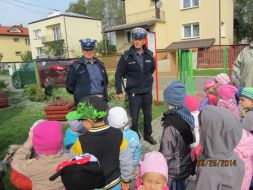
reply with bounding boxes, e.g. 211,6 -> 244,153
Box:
23,85 -> 45,102
47,99 -> 70,106
46,87 -> 73,101
0,80 -> 8,90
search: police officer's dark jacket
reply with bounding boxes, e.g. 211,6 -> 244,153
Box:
115,45 -> 155,94
65,56 -> 108,105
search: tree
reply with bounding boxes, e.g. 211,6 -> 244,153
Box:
234,0 -> 253,43
86,0 -> 104,19
21,51 -> 32,62
96,39 -> 116,55
44,40 -> 66,58
66,0 -> 125,29
67,0 -> 87,15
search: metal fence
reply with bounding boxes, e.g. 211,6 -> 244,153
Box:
197,45 -> 247,68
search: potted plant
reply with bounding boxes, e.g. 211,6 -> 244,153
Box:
44,99 -> 75,121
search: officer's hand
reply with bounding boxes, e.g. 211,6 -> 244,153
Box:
116,93 -> 124,100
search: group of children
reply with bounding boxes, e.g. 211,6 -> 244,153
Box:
1,72 -> 253,190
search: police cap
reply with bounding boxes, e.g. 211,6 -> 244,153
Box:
80,38 -> 97,50
131,27 -> 147,40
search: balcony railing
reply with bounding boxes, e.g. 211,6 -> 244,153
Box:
126,9 -> 165,24
41,33 -> 63,43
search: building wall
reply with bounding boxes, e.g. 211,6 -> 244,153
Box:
0,35 -> 30,62
29,16 -> 102,59
125,0 -> 155,23
28,17 -> 65,59
117,0 -> 234,52
220,0 -> 234,44
64,16 -> 102,58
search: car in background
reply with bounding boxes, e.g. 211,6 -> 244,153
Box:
12,59 -> 76,89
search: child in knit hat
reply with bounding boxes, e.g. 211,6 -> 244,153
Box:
184,96 -> 203,161
216,84 -> 240,119
215,73 -> 231,86
11,120 -> 72,190
108,106 -> 141,178
67,96 -> 133,190
135,151 -> 169,190
160,80 -> 195,190
239,87 -> 253,132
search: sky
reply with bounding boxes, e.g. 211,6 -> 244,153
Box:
0,0 -> 78,26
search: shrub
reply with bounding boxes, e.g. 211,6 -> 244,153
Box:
0,80 -> 8,90
23,85 -> 45,102
47,99 -> 70,106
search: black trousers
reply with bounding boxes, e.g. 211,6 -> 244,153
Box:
128,92 -> 152,138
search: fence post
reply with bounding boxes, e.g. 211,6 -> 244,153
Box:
228,46 -> 234,79
223,46 -> 228,74
188,49 -> 195,95
34,61 -> 41,88
176,50 -> 179,80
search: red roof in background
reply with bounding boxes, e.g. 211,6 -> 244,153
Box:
0,25 -> 29,36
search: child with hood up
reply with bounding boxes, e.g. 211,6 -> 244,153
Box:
160,81 -> 196,190
196,106 -> 244,190
216,84 -> 240,119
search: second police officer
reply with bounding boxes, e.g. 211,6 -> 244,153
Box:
115,27 -> 157,145
65,38 -> 109,106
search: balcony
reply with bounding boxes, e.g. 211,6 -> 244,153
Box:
41,33 -> 63,43
126,9 -> 165,24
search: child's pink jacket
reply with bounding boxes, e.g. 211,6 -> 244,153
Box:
234,129 -> 253,190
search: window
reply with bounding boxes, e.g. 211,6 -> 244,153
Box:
126,31 -> 132,43
52,26 -> 61,40
221,22 -> 226,37
15,51 -> 21,56
9,27 -> 21,33
25,38 -> 30,45
182,0 -> 199,9
37,47 -> 45,56
13,38 -> 20,42
34,29 -> 42,39
182,22 -> 200,38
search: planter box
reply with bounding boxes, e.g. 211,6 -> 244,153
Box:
44,100 -> 75,121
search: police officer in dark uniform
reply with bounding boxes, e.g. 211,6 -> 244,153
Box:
115,27 -> 157,145
65,38 -> 108,106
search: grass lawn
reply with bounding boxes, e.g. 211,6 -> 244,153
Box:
1,90 -> 165,189
193,68 -> 225,76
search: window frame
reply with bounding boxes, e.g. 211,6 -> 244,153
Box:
34,29 -> 42,40
52,26 -> 61,41
181,0 -> 199,10
15,51 -> 21,56
181,22 -> 200,39
13,37 -> 20,42
37,47 -> 45,56
25,38 -> 30,45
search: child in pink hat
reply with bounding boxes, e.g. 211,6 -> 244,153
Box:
12,120 -> 72,190
135,151 -> 169,190
199,79 -> 219,110
184,96 -> 203,161
217,84 -> 240,119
